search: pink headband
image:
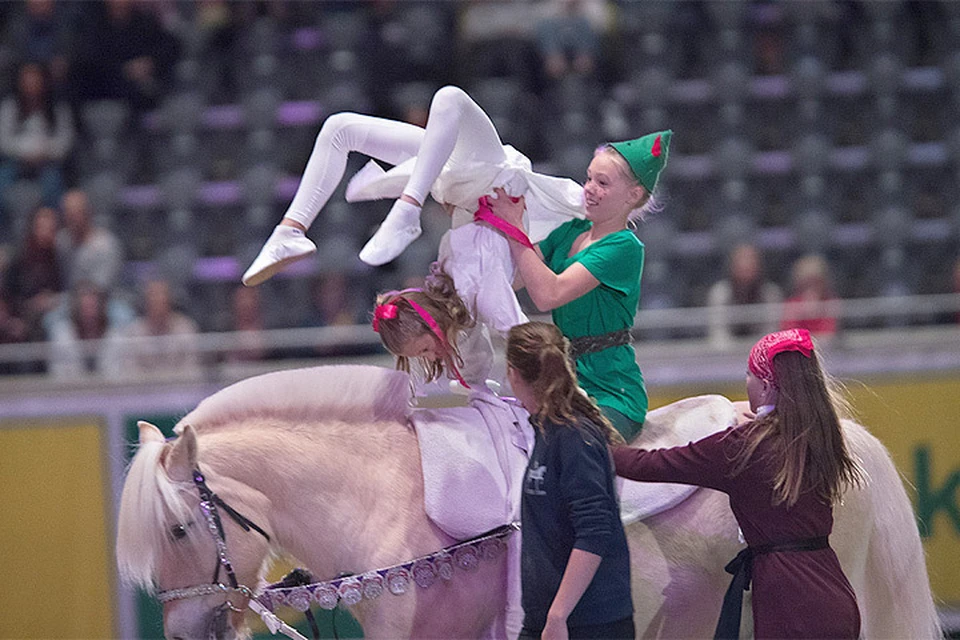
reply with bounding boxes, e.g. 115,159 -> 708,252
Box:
748,329 -> 814,387
372,289 -> 470,389
372,303 -> 398,332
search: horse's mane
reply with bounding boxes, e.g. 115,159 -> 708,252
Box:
177,364 -> 411,432
116,437 -> 193,591
116,365 -> 412,590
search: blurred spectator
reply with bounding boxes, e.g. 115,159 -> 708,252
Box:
366,1 -> 456,119
3,205 -> 63,342
56,188 -> 123,292
457,0 -> 541,88
0,292 -> 26,342
225,284 -> 268,363
779,253 -> 839,337
45,280 -> 128,379
534,0 -> 605,82
1,0 -> 73,93
192,0 -> 241,102
302,271 -> 362,328
0,292 -> 28,375
913,187 -> 945,221
70,0 -> 181,113
300,271 -> 375,358
753,25 -> 786,76
118,278 -> 201,377
952,257 -> 960,325
0,61 -> 75,219
706,242 -> 782,349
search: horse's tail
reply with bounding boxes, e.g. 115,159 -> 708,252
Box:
842,420 -> 942,639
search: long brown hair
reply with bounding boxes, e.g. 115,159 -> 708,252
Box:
374,264 -> 474,383
733,349 -> 864,507
506,321 -> 623,445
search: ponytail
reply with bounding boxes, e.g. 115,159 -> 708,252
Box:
507,322 -> 623,445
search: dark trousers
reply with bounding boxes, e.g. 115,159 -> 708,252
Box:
519,616 -> 635,640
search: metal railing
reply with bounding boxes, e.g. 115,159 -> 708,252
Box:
1,293 -> 958,385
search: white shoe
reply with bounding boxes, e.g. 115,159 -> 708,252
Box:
345,159 -> 387,202
358,199 -> 422,266
242,225 -> 317,286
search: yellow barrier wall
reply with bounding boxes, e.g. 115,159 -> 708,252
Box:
848,376 -> 960,606
0,418 -> 114,639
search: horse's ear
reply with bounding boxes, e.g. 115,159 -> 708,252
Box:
138,421 -> 165,444
165,424 -> 199,483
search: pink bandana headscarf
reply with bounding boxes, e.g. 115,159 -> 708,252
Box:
748,329 -> 814,387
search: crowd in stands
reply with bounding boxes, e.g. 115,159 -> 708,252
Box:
0,0 -> 956,379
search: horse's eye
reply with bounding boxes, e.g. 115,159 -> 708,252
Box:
171,524 -> 188,540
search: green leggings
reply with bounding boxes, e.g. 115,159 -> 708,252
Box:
601,406 -> 644,443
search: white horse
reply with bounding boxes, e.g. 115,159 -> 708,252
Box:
116,365 -> 940,639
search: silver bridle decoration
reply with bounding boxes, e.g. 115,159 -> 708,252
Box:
157,582 -> 255,604
156,469 -> 264,614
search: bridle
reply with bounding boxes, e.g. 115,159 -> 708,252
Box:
156,467 -> 271,612
154,464 -> 517,640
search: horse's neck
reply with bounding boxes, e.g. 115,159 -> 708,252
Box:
199,419 -> 446,579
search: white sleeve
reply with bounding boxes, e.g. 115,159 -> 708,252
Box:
444,224 -> 527,336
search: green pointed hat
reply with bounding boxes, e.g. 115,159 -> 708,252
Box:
609,130 -> 673,193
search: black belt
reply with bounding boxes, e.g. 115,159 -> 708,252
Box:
714,536 -> 830,639
568,328 -> 631,360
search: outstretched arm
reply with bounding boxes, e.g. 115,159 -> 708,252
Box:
612,428 -> 738,492
487,188 -> 599,311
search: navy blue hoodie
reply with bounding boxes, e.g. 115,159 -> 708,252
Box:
520,416 -> 633,631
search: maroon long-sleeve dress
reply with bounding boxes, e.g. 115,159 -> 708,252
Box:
613,425 -> 860,639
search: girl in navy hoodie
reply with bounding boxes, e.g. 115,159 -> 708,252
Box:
507,321 -> 633,640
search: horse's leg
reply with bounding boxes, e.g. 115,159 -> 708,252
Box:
628,487 -> 742,639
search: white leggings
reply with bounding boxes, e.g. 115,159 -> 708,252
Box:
283,86 -> 508,228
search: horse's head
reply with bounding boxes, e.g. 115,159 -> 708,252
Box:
117,421 -> 273,640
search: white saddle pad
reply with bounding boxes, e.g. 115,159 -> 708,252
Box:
619,395 -> 739,524
411,391 -> 533,540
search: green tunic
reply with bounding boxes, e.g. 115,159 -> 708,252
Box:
539,218 -> 648,426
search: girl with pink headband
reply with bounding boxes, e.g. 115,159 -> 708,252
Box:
370,265 -> 478,390
613,329 -> 865,639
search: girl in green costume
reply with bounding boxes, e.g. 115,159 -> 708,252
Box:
486,131 -> 672,441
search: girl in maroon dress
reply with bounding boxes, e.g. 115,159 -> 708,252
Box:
613,329 -> 864,639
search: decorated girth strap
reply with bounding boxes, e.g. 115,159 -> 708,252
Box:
713,536 -> 829,639
256,523 -> 518,614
